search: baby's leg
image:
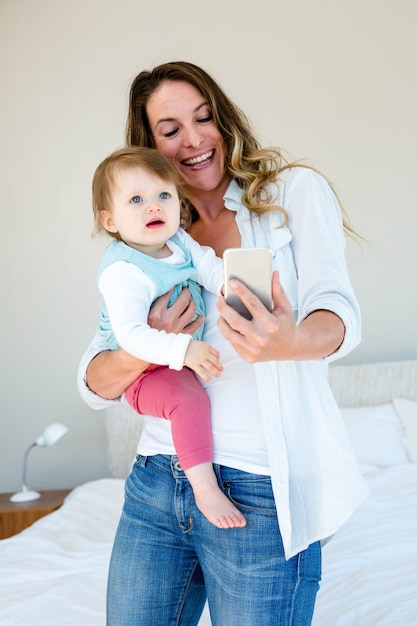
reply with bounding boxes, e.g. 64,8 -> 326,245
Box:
125,366 -> 246,529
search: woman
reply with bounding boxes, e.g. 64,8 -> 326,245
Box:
78,61 -> 368,625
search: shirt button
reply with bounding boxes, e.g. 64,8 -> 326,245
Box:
174,461 -> 183,471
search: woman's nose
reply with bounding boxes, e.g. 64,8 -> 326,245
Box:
182,125 -> 203,148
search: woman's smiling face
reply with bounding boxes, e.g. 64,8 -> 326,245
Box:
146,80 -> 230,198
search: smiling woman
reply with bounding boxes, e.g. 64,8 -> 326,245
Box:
79,61 -> 367,625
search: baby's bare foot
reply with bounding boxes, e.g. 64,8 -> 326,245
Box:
184,462 -> 246,528
195,486 -> 246,529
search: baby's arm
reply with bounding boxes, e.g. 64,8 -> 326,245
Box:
79,286 -> 202,406
100,262 -> 223,380
99,261 -> 192,370
177,228 -> 224,295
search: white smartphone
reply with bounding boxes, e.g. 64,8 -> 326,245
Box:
223,247 -> 273,320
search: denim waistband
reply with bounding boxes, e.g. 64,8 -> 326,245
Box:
136,454 -> 271,484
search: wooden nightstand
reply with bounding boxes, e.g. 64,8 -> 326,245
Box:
0,489 -> 71,539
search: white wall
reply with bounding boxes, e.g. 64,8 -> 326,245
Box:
1,0 -> 416,493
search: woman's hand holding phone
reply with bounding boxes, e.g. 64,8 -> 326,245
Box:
217,269 -> 299,363
218,270 -> 345,363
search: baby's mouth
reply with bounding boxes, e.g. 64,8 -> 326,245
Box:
146,218 -> 165,228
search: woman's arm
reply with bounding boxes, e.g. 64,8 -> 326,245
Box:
86,348 -> 149,400
216,168 -> 360,364
84,287 -> 203,400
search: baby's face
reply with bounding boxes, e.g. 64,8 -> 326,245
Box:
101,166 -> 181,256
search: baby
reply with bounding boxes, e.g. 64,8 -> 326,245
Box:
91,146 -> 246,529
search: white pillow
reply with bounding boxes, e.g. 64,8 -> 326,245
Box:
340,403 -> 410,473
393,398 -> 417,463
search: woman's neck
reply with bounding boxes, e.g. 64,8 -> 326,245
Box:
185,176 -> 230,221
185,176 -> 241,256
188,205 -> 240,257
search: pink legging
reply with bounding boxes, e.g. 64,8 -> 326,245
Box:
125,365 -> 212,470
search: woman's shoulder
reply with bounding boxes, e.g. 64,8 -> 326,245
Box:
278,164 -> 329,188
273,165 -> 334,206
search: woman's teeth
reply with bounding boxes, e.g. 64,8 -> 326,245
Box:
183,150 -> 213,166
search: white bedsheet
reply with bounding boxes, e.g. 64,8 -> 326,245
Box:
313,464 -> 417,626
0,479 -> 123,626
1,467 -> 416,625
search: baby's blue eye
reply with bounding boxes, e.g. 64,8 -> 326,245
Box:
159,192 -> 170,199
130,195 -> 142,204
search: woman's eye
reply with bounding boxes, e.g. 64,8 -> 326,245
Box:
159,192 -> 170,200
164,128 -> 179,138
130,195 -> 142,204
198,114 -> 213,123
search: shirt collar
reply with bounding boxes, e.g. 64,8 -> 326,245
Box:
223,178 -> 243,212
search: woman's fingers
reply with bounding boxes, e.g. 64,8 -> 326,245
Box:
216,272 -> 298,362
148,287 -> 203,334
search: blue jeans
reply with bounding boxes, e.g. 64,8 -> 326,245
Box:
107,454 -> 321,626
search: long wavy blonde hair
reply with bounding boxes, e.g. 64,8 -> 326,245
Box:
126,61 -> 358,238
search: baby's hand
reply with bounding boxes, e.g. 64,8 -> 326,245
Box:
184,340 -> 223,382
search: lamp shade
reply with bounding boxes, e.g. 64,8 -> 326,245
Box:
36,423 -> 68,447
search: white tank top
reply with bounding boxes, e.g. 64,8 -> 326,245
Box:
138,290 -> 270,475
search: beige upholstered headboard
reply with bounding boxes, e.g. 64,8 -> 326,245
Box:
106,359 -> 417,479
328,359 -> 417,407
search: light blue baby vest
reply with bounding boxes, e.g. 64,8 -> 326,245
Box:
97,233 -> 205,349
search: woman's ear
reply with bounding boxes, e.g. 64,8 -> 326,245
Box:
99,210 -> 118,233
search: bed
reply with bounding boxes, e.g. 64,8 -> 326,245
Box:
1,359 -> 417,625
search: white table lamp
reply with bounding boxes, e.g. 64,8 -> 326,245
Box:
10,423 -> 69,502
